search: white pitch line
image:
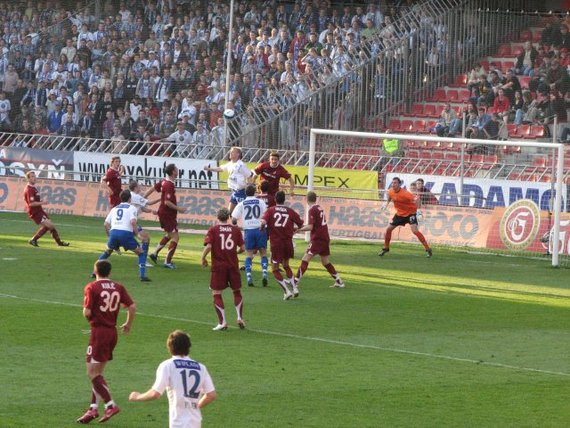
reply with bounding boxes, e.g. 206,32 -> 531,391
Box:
1,292 -> 569,378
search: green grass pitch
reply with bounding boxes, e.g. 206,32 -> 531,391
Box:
1,212 -> 570,427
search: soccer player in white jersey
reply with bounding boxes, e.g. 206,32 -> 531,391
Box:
93,189 -> 151,281
129,330 -> 217,428
203,146 -> 253,214
231,184 -> 269,287
128,180 -> 160,267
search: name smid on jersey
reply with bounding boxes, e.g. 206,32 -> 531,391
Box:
105,203 -> 138,231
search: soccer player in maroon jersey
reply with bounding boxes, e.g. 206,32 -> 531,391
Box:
256,180 -> 275,207
23,171 -> 69,247
253,152 -> 295,199
201,208 -> 246,331
77,260 -> 136,424
294,191 -> 345,289
100,156 -> 125,208
145,163 -> 187,269
260,191 -> 304,300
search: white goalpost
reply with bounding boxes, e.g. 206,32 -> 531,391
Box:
308,128 -> 566,267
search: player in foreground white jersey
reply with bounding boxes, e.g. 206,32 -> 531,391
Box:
93,189 -> 151,281
129,330 -> 217,428
231,184 -> 268,287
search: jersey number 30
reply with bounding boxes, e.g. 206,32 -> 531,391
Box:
99,291 -> 120,312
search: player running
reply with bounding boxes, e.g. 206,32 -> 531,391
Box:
201,208 -> 246,331
93,189 -> 151,281
145,163 -> 187,269
23,171 -> 70,247
294,191 -> 345,289
379,177 -> 433,257
231,184 -> 269,287
77,260 -> 136,424
260,191 -> 304,300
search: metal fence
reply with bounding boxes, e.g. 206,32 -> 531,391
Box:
225,0 -> 541,152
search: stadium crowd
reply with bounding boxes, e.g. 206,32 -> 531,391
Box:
0,0 -> 435,154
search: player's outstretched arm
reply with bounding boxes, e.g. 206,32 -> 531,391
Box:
296,224 -> 313,233
203,165 -> 223,173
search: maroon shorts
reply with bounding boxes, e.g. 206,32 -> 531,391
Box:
86,326 -> 118,363
160,215 -> 178,233
210,266 -> 242,291
307,239 -> 330,257
29,210 -> 49,225
270,240 -> 294,264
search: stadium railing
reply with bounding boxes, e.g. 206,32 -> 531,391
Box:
223,0 -> 539,151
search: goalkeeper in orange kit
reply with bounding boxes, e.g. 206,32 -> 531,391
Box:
379,177 -> 432,258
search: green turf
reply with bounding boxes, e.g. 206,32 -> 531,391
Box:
1,211 -> 570,427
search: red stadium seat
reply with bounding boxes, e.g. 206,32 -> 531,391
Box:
458,89 -> 471,102
412,119 -> 427,133
524,125 -> 545,139
449,74 -> 468,88
406,149 -> 420,158
429,88 -> 447,102
388,119 -> 401,132
400,120 -> 414,132
446,89 -> 459,101
533,156 -> 547,167
403,104 -> 425,117
423,104 -> 438,118
497,44 -> 512,56
502,60 -> 515,71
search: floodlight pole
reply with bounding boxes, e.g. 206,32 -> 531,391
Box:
223,0 -> 235,149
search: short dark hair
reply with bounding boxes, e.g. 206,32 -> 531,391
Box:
218,207 -> 230,221
245,184 -> 256,196
416,178 -> 425,184
164,163 -> 177,176
260,181 -> 269,192
275,190 -> 286,204
120,189 -> 131,202
269,152 -> 280,159
392,177 -> 402,184
95,260 -> 111,277
307,191 -> 317,203
167,330 -> 191,356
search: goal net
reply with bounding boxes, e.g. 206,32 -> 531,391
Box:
307,128 -> 567,267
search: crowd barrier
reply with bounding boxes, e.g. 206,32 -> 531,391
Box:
2,176 -> 568,256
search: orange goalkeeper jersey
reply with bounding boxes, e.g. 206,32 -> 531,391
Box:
388,187 -> 418,217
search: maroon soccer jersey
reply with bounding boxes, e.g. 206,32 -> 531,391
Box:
254,162 -> 291,195
204,224 -> 244,271
308,204 -> 330,242
104,167 -> 122,207
262,205 -> 303,244
154,178 -> 178,218
23,184 -> 42,217
83,279 -> 134,328
257,191 -> 276,207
